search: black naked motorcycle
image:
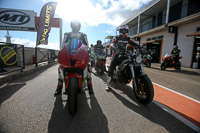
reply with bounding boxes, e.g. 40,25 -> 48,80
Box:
110,45 -> 154,104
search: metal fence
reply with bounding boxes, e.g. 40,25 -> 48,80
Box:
35,47 -> 57,67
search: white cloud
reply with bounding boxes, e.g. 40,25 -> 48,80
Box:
101,0 -> 110,7
0,38 -> 6,42
56,0 -> 151,26
106,27 -> 115,34
0,38 -> 59,50
11,38 -> 36,47
38,42 -> 59,50
106,30 -> 112,34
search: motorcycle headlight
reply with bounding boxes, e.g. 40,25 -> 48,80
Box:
136,55 -> 142,64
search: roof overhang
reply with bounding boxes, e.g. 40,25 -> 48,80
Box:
168,12 -> 200,27
187,32 -> 200,37
142,39 -> 162,44
131,25 -> 167,38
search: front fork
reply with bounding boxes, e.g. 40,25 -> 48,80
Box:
130,64 -> 145,91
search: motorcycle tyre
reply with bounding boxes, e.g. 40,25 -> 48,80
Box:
68,77 -> 78,115
175,62 -> 181,71
100,63 -> 104,75
161,63 -> 166,70
147,61 -> 151,68
133,75 -> 154,104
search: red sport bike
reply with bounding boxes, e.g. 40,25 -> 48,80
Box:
161,53 -> 182,70
94,50 -> 106,75
58,38 -> 89,115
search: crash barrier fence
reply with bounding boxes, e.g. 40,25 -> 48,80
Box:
35,46 -> 57,67
0,42 -> 25,75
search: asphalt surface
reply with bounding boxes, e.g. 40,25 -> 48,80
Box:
0,64 -> 196,133
143,63 -> 200,101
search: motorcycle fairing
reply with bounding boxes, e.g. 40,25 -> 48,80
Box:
58,38 -> 89,69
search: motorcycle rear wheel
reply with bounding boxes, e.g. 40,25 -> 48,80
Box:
133,75 -> 154,104
175,62 -> 181,71
68,77 -> 78,115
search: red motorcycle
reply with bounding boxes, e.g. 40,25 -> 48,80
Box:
58,38 -> 89,115
94,50 -> 106,75
161,53 -> 182,70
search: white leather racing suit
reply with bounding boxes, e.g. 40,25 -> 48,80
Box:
57,31 -> 93,92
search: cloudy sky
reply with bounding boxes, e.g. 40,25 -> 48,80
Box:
0,0 -> 151,50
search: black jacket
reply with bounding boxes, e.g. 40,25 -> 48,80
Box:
113,35 -> 140,50
171,49 -> 181,57
94,44 -> 104,54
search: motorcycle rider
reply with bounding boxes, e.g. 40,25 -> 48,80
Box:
94,40 -> 107,71
171,45 -> 181,64
94,40 -> 104,55
106,25 -> 141,91
90,44 -> 94,52
89,44 -> 95,67
54,20 -> 93,96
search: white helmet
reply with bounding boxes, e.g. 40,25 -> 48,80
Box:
119,25 -> 129,35
70,20 -> 81,32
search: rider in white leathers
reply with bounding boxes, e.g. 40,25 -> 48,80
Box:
54,20 -> 93,96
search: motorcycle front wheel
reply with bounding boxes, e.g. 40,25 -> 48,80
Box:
161,63 -> 167,70
147,61 -> 151,68
68,77 -> 78,115
100,63 -> 105,75
133,75 -> 154,104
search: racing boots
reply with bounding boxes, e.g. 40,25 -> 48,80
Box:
87,78 -> 94,94
54,79 -> 63,96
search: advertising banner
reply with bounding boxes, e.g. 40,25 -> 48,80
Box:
0,8 -> 36,31
36,2 -> 57,46
0,44 -> 18,68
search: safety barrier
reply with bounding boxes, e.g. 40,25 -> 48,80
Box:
0,42 -> 25,74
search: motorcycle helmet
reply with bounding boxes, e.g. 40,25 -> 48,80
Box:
97,40 -> 102,45
173,45 -> 178,50
70,20 -> 81,32
119,25 -> 129,35
91,44 -> 94,47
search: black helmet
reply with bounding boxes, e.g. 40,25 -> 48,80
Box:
91,44 -> 93,47
173,45 -> 178,49
97,40 -> 102,45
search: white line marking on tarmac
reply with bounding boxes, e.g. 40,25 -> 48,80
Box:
153,100 -> 200,132
127,84 -> 200,132
152,82 -> 200,104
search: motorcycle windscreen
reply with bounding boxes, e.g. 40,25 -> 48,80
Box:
66,38 -> 83,55
164,53 -> 169,57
